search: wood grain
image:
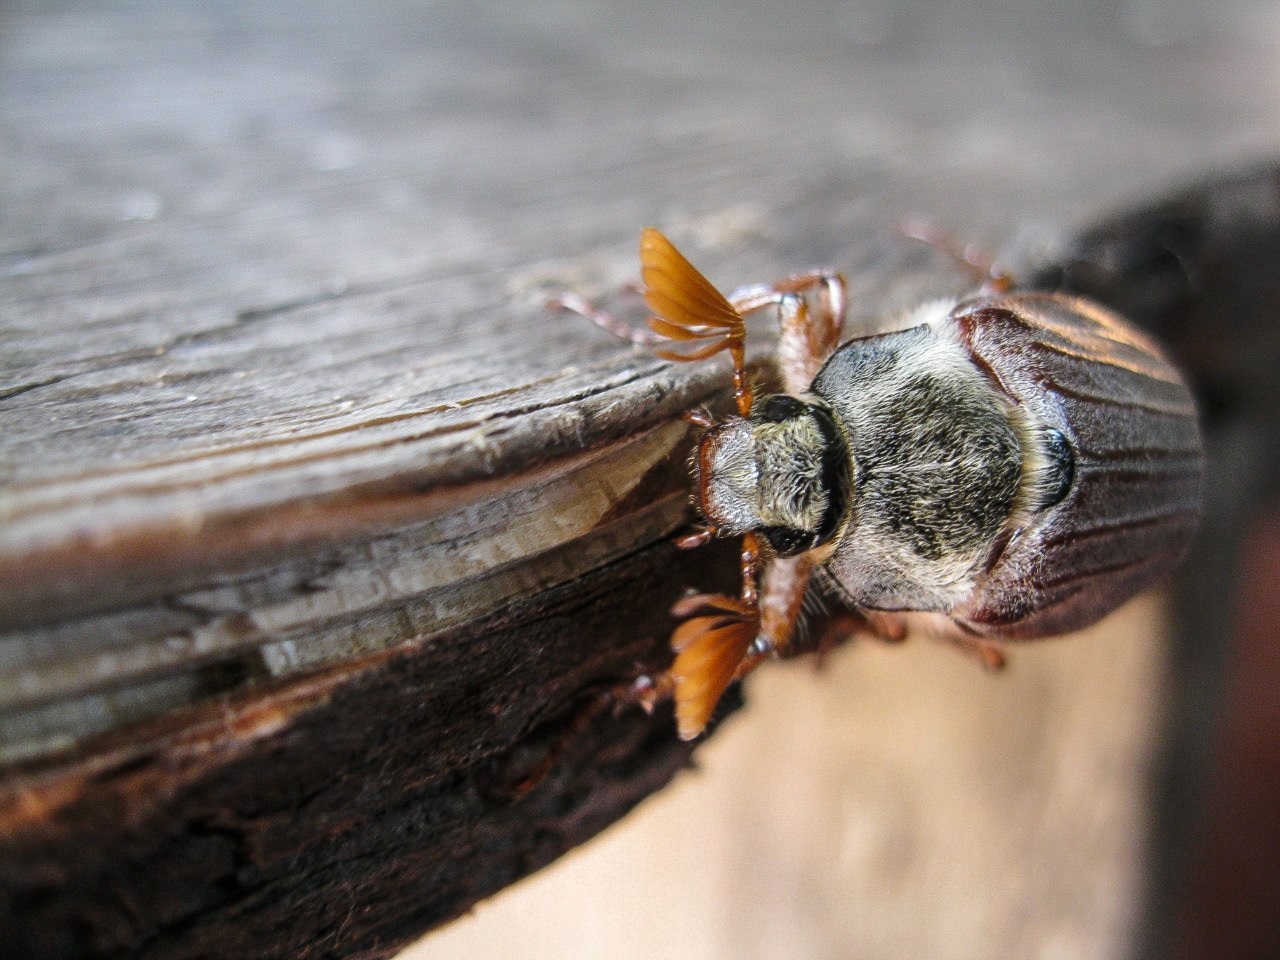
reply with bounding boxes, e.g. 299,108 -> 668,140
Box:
2,1 -> 1278,957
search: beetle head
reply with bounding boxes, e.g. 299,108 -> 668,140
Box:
694,394 -> 850,557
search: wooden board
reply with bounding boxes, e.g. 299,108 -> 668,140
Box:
2,2 -> 1279,958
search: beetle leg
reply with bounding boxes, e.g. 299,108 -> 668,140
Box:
500,691 -> 614,799
860,609 -> 910,643
728,271 -> 847,394
813,606 -> 904,647
801,606 -> 911,670
900,215 -> 1014,294
946,632 -> 1008,671
728,269 -> 848,327
711,553 -> 817,678
674,526 -> 715,550
501,665 -> 678,799
547,289 -> 662,345
756,553 -> 816,657
777,295 -> 828,395
812,604 -> 1008,671
680,407 -> 716,428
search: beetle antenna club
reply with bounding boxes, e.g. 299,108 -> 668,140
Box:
640,227 -> 755,417
617,226 -> 1199,741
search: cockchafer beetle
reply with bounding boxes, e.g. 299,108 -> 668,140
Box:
563,228 -> 1203,739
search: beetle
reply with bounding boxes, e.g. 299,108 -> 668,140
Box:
568,228 -> 1203,739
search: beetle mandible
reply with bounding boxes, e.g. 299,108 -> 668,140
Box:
576,228 -> 1203,739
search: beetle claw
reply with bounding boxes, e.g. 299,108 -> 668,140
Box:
674,526 -> 716,550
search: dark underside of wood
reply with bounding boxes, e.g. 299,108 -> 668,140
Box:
0,539 -> 741,960
3,3 -> 1279,958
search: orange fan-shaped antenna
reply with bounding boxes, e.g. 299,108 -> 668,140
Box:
668,597 -> 760,740
640,228 -> 753,417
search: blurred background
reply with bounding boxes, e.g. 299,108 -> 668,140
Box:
418,595 -> 1173,959
4,1 -> 1278,958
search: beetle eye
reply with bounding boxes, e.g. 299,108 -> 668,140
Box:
760,525 -> 816,557
759,394 -> 808,423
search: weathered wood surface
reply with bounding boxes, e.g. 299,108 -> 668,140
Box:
1,2 -> 1278,958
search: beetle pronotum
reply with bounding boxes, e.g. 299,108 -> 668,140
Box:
572,228 -> 1204,739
